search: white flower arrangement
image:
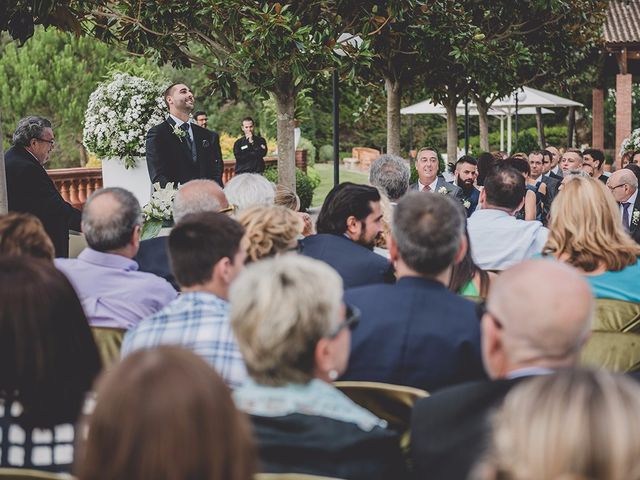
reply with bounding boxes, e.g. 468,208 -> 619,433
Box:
620,128 -> 640,158
141,183 -> 179,240
633,210 -> 640,227
463,200 -> 471,209
437,186 -> 448,195
83,72 -> 166,169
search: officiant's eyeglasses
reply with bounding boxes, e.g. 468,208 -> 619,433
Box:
218,205 -> 236,215
607,184 -> 626,191
36,138 -> 55,146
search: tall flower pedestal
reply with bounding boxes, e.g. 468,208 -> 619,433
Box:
102,157 -> 151,206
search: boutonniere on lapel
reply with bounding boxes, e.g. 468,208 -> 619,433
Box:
172,126 -> 187,142
202,139 -> 210,148
437,186 -> 448,195
633,210 -> 640,227
463,199 -> 471,209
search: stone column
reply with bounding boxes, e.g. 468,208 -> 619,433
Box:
616,74 -> 633,169
592,88 -> 605,150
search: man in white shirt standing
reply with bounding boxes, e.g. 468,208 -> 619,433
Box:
607,169 -> 640,243
467,166 -> 549,270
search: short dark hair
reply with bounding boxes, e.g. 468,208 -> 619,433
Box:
503,157 -> 530,176
583,148 -> 605,168
168,212 -> 245,288
456,155 -> 477,168
316,183 -> 381,235
242,117 -> 254,124
193,111 -> 207,119
477,152 -> 497,186
163,82 -> 182,109
542,150 -> 553,162
484,166 -> 526,210
0,256 -> 102,427
12,116 -> 52,147
393,192 -> 465,275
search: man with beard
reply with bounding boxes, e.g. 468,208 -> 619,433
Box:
455,155 -> 480,216
146,83 -> 223,187
340,192 -> 485,390
301,183 -> 394,288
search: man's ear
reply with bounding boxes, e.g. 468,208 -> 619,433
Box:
131,224 -> 141,249
345,215 -> 359,235
388,234 -> 399,263
213,256 -> 234,285
479,188 -> 487,207
481,312 -> 504,379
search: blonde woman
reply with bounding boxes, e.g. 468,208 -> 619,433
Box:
543,176 -> 640,301
237,205 -> 303,262
473,369 -> 640,480
274,184 -> 314,236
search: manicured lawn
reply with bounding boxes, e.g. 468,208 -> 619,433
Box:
311,163 -> 370,208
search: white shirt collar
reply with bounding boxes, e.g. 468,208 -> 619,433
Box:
418,177 -> 438,192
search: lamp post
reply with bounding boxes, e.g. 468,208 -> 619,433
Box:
332,33 -> 363,187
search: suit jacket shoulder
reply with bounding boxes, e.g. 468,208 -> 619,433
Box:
411,378 -> 524,480
134,236 -> 178,291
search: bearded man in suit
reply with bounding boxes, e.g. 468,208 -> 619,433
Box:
146,83 -> 223,188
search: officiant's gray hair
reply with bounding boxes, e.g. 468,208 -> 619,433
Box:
12,116 -> 52,148
173,180 -> 227,223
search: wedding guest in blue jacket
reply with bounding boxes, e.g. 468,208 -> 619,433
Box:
342,191 -> 486,392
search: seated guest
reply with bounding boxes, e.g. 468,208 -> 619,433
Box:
472,369 -> 640,480
274,184 -> 313,236
607,169 -> 640,244
342,192 -> 485,391
0,212 -> 55,261
449,229 -> 493,298
0,256 -> 102,472
56,188 -> 177,329
467,166 -> 549,270
454,155 -> 480,216
411,260 -> 593,480
224,173 -> 275,213
369,153 -> 410,203
76,347 -> 255,480
135,179 -> 229,289
503,157 -> 542,221
238,206 -> 303,263
476,152 -> 497,187
301,182 -> 394,288
231,255 -> 404,479
410,146 -> 463,198
583,148 -> 609,184
122,212 -> 248,388
543,176 -> 640,301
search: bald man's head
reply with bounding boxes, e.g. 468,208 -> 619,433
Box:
481,260 -> 593,379
173,180 -> 229,223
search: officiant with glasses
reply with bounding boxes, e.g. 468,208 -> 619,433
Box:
146,83 -> 223,188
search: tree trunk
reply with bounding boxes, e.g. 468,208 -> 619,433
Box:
385,77 -> 401,156
0,111 -> 7,215
445,100 -> 459,164
273,88 -> 296,191
567,106 -> 576,148
535,107 -> 546,148
475,98 -> 490,152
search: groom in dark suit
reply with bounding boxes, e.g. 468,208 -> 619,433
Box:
410,260 -> 594,480
146,83 -> 223,188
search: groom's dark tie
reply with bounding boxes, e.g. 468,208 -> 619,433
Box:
180,123 -> 197,164
622,201 -> 631,231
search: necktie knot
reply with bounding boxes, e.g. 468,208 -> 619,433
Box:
623,202 -> 631,208
422,185 -> 431,192
180,123 -> 190,133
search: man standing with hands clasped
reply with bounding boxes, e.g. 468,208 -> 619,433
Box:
233,117 -> 268,174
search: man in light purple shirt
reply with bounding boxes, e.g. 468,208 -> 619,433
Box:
55,188 -> 177,329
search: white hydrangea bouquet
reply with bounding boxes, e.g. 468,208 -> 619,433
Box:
141,182 -> 179,240
620,128 -> 640,158
83,72 -> 166,169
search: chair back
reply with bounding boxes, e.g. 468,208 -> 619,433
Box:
255,474 -> 344,480
68,231 -> 87,259
0,469 -> 73,479
91,326 -> 126,368
579,298 -> 640,372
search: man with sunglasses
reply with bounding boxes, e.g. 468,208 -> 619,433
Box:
340,192 -> 485,391
4,115 -> 81,257
411,260 -> 593,480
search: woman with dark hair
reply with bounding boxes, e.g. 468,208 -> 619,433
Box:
0,256 -> 102,472
476,152 -> 496,187
449,230 -> 494,298
76,346 -> 255,480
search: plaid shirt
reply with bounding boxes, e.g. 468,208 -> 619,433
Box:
122,292 -> 247,388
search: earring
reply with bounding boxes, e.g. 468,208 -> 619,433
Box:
328,369 -> 339,381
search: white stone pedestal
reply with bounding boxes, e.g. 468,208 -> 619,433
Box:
102,157 -> 151,206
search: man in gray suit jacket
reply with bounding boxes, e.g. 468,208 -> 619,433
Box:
409,147 -> 463,199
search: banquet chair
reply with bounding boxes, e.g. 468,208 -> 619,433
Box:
256,474 -> 344,480
91,326 -> 126,368
0,469 -> 73,480
579,298 -> 640,372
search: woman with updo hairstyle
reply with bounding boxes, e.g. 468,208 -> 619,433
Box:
237,205 -> 303,262
230,255 -> 404,479
543,175 -> 640,301
0,212 -> 54,261
75,346 -> 255,480
0,256 -> 101,472
472,369 -> 640,480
